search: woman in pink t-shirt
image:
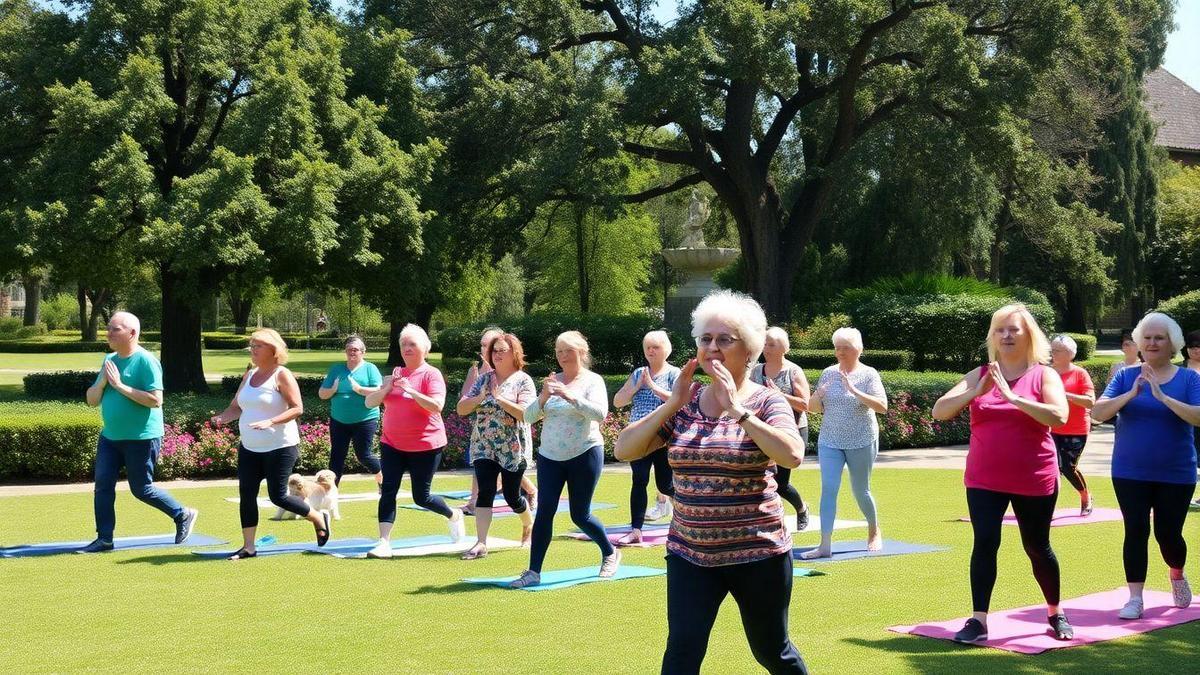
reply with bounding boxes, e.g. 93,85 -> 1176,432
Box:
363,324 -> 465,558
933,304 -> 1071,644
1049,335 -> 1096,516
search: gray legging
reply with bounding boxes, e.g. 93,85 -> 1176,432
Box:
816,439 -> 879,535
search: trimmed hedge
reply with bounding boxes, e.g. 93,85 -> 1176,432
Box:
1156,290 -> 1200,331
0,340 -> 160,353
786,349 -> 913,371
1062,333 -> 1096,361
24,371 -> 101,399
202,334 -> 390,350
0,403 -> 102,481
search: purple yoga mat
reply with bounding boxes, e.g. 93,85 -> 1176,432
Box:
958,507 -> 1123,527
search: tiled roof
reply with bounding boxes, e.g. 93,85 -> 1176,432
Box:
1144,68 -> 1200,153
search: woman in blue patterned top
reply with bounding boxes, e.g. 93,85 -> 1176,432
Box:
613,331 -> 680,544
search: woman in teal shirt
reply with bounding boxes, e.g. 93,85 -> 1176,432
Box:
319,336 -> 383,487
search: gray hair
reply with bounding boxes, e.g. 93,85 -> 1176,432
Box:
398,323 -> 432,354
1050,334 -> 1077,356
1133,312 -> 1185,355
831,327 -> 863,351
765,326 -> 791,351
110,311 -> 141,337
690,290 -> 768,364
643,330 -> 673,357
344,334 -> 366,351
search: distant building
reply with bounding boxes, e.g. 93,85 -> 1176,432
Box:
1144,67 -> 1200,167
1,282 -> 25,318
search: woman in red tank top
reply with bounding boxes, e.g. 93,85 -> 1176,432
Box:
933,304 -> 1072,644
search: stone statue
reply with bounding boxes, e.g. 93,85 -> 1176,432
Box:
680,189 -> 710,248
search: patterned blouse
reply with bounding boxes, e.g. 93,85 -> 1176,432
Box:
524,370 -> 608,461
657,385 -> 800,567
814,364 -> 886,449
629,365 -> 681,422
466,371 -> 537,472
750,361 -> 809,428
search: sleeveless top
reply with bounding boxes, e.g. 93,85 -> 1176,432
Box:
237,367 -> 301,452
750,362 -> 808,428
965,364 -> 1057,496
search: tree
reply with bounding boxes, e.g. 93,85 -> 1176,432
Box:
11,0 -> 435,389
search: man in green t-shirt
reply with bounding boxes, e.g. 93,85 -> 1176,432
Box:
79,312 -> 198,553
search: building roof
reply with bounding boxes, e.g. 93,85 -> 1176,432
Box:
1144,67 -> 1200,154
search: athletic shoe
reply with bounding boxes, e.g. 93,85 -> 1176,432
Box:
599,549 -> 622,578
1118,596 -> 1144,620
659,499 -> 673,521
644,502 -> 664,521
76,539 -> 114,554
1048,614 -> 1074,641
448,509 -> 467,542
366,539 -> 393,559
1172,576 -> 1193,608
509,569 -> 541,589
1080,494 -> 1094,518
796,508 -> 810,532
175,508 -> 199,544
952,618 -> 987,643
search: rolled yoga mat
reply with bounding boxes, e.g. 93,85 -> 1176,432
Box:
2,533 -> 226,558
792,540 -> 948,563
463,565 -> 666,591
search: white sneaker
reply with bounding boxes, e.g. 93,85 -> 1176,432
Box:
1118,596 -> 1143,620
448,509 -> 467,542
366,539 -> 392,559
659,499 -> 673,521
599,549 -> 622,578
1172,576 -> 1193,608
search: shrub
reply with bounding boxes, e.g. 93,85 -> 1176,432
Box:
24,371 -> 100,400
1156,290 -> 1200,332
1060,332 -> 1097,361
203,333 -> 389,351
12,324 -> 49,338
0,340 -> 159,353
786,349 -> 913,371
792,314 -> 851,349
0,403 -> 102,481
1077,357 -> 1118,394
219,374 -> 327,398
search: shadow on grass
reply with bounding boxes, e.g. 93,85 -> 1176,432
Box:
115,553 -> 221,566
406,581 -> 499,595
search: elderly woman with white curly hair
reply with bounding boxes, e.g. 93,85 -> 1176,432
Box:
616,290 -> 808,674
803,327 -> 887,560
1093,312 -> 1200,620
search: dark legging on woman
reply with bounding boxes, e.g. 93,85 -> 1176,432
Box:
474,458 -> 528,512
1052,433 -> 1088,493
328,418 -> 381,484
237,445 -> 311,528
529,445 -> 613,572
378,443 -> 453,523
1112,477 -> 1195,582
966,487 -> 1060,612
773,426 -> 809,513
630,448 -> 674,529
662,552 -> 808,674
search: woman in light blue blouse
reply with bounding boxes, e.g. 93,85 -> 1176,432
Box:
803,327 -> 887,559
613,330 -> 679,544
509,331 -> 618,588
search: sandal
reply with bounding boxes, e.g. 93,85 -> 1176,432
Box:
462,503 -> 476,516
460,544 -> 488,560
616,529 -> 642,546
227,548 -> 257,561
315,511 -> 331,547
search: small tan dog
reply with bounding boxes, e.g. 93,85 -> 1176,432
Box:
275,469 -> 340,521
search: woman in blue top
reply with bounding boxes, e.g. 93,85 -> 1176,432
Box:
1093,312 -> 1200,619
318,335 -> 383,487
613,330 -> 680,544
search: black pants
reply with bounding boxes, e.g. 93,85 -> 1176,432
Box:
474,458 -> 528,512
966,487 -> 1060,612
378,444 -> 452,523
773,426 -> 809,514
237,445 -> 310,528
1112,477 -> 1195,582
662,552 -> 807,674
1052,433 -> 1088,493
529,446 -> 612,572
630,447 -> 674,529
328,418 -> 381,484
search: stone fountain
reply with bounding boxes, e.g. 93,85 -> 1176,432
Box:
661,190 -> 739,332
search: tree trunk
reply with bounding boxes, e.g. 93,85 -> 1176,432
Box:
85,288 -> 109,341
574,206 -> 590,313
227,292 -> 254,335
387,319 -> 403,369
160,267 -> 209,392
735,197 -> 794,321
77,285 -> 95,341
21,274 -> 41,326
1062,282 -> 1087,332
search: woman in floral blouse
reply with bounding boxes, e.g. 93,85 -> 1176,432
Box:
456,333 -> 537,560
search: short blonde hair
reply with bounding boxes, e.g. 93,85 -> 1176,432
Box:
1133,312 -> 1185,355
831,327 -> 863,351
986,304 -> 1050,364
765,326 -> 791,351
691,290 -> 768,364
250,328 -> 289,365
643,330 -> 673,358
398,323 -> 432,354
556,330 -> 592,368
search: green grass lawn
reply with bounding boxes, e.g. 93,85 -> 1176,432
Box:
0,468 -> 1195,673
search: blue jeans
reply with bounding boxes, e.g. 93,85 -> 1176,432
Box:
816,439 -> 878,536
93,435 -> 185,541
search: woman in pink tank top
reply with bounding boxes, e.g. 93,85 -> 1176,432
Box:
933,304 -> 1071,644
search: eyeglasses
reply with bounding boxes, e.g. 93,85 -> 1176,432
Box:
696,335 -> 742,349
492,348 -> 511,354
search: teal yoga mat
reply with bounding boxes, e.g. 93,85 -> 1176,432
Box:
793,567 -> 825,578
1,533 -> 226,558
792,540 -> 947,563
463,565 -> 666,591
401,499 -> 617,516
192,536 -> 380,558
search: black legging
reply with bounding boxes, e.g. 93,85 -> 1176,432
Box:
474,458 -> 528,512
966,487 -> 1060,612
237,445 -> 311,528
378,443 -> 453,523
529,446 -> 613,572
1052,433 -> 1088,493
773,426 -> 809,514
662,552 -> 807,674
1112,477 -> 1195,582
328,418 -> 381,484
630,448 -> 674,529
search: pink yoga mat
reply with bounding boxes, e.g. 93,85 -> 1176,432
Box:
958,507 -> 1123,527
889,589 -> 1200,654
565,529 -> 668,548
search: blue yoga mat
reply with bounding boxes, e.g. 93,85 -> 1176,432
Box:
401,500 -> 617,515
1,533 -> 226,558
191,535 -> 454,559
433,489 -> 473,500
793,567 -> 825,578
791,540 -> 947,563
596,522 -> 670,535
463,564 -> 665,591
309,535 -> 456,558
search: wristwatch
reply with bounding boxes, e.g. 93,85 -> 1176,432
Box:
735,410 -> 752,425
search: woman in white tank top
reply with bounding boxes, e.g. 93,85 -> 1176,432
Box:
211,329 -> 330,559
